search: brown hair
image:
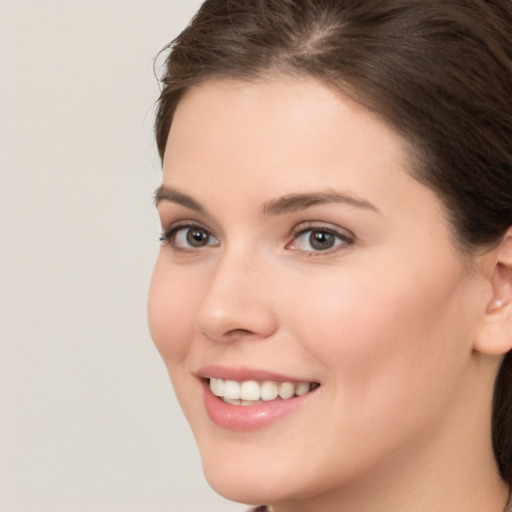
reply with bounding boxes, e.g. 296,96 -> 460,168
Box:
154,0 -> 512,482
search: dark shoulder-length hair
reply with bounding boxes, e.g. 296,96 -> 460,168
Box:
154,0 -> 512,482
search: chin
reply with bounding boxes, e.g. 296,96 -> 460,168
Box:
179,381 -> 332,505
197,434 -> 341,508
203,461 -> 305,507
204,468 -> 278,506
197,437 -> 286,503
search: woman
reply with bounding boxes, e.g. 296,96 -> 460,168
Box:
148,1 -> 512,511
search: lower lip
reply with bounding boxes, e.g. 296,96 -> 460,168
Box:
202,380 -> 316,430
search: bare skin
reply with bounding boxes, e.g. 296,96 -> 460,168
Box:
149,77 -> 512,512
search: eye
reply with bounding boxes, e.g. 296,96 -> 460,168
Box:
287,226 -> 353,254
160,223 -> 220,251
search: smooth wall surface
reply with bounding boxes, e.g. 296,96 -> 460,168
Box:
0,2 -> 241,511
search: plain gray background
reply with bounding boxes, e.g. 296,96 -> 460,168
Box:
0,1 -> 242,511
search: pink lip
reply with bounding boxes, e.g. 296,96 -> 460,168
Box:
196,365 -> 312,383
196,366 -> 319,431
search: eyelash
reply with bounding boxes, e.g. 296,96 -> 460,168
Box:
159,221 -> 354,256
287,223 -> 354,256
159,221 -> 219,253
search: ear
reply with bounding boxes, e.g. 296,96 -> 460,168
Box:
474,228 -> 512,355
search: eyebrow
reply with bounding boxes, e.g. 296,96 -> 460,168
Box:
154,185 -> 204,213
262,190 -> 379,215
154,185 -> 379,215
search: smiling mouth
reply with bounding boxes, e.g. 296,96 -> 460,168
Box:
207,378 -> 320,406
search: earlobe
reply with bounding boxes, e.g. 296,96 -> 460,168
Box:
474,229 -> 512,355
486,298 -> 506,314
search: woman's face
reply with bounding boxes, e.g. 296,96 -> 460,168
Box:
148,78 -> 487,507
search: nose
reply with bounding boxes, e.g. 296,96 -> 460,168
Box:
193,252 -> 278,343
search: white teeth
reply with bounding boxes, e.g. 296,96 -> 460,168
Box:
210,378 -> 224,397
223,380 -> 241,400
208,378 -> 316,404
224,399 -> 254,406
260,381 -> 279,401
278,382 -> 295,399
295,382 -> 310,396
240,380 -> 260,401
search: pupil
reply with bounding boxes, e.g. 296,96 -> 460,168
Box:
310,230 -> 334,250
187,228 -> 208,247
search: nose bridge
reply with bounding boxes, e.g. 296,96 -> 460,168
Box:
193,246 -> 277,342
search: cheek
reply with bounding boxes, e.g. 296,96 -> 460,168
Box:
283,256 -> 472,409
270,258 -> 475,481
147,254 -> 196,364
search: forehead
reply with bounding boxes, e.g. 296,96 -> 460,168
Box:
163,77 -> 410,195
160,76 -> 470,266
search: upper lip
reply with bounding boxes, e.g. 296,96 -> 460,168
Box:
196,365 -> 317,383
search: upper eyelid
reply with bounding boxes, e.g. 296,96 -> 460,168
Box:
161,219 -> 214,234
290,221 -> 355,239
285,231 -> 354,260
159,219 -> 355,247
159,220 -> 213,241
159,210 -> 222,236
160,223 -> 220,252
